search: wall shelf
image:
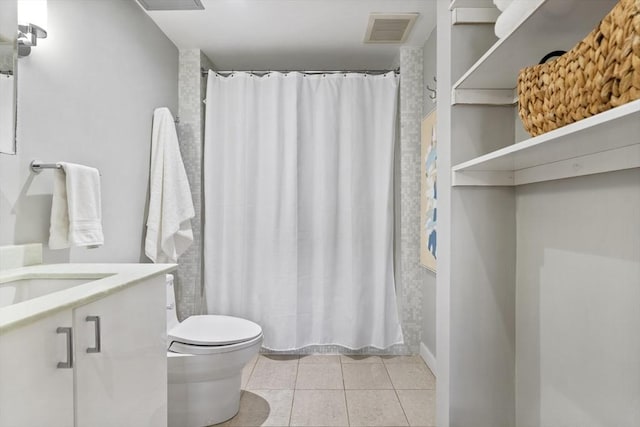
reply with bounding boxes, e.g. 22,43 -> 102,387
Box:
449,0 -> 496,10
452,0 -> 618,96
452,100 -> 640,186
452,8 -> 500,25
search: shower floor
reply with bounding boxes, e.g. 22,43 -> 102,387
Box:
214,354 -> 436,426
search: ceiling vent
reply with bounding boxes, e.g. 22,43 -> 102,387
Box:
364,13 -> 419,44
137,0 -> 204,11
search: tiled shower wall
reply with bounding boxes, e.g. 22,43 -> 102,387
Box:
174,49 -> 212,320
398,47 -> 425,354
175,49 -> 425,354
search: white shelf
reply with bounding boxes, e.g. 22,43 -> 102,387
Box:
449,0 -> 496,10
452,0 -> 618,93
452,100 -> 640,186
452,8 -> 501,25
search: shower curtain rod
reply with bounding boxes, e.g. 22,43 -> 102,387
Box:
200,68 -> 400,77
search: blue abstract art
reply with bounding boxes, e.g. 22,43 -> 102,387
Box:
420,111 -> 437,272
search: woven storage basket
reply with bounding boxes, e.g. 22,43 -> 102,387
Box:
517,0 -> 640,137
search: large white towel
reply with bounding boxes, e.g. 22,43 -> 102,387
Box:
145,107 -> 194,263
49,163 -> 104,249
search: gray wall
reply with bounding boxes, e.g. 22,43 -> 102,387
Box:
421,28 -> 437,357
0,0 -> 178,263
515,169 -> 640,427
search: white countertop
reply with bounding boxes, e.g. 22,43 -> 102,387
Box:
0,263 -> 177,332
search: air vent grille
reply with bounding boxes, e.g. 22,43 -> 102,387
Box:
137,0 -> 204,11
364,13 -> 419,44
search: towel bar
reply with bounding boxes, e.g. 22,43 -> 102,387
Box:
30,160 -> 61,173
30,160 -> 102,176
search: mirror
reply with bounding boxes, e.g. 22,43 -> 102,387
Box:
0,0 -> 17,155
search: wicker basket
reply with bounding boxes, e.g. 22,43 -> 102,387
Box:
517,0 -> 640,137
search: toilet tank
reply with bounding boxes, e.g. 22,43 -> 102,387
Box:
166,274 -> 180,331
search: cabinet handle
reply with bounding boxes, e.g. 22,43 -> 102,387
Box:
86,316 -> 101,353
56,327 -> 73,369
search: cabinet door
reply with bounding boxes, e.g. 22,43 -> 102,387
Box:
73,275 -> 167,427
0,310 -> 74,427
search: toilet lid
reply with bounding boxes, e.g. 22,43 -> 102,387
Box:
168,315 -> 263,346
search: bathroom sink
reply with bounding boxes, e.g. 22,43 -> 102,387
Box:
0,277 -> 105,308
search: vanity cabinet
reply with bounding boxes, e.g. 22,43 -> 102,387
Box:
74,275 -> 167,427
0,310 -> 74,427
0,274 -> 167,427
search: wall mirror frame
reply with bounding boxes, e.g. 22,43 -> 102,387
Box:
0,0 -> 18,155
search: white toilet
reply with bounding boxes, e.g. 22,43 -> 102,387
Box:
165,275 -> 263,427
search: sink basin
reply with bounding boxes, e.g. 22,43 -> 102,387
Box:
0,263 -> 175,332
0,277 -> 105,308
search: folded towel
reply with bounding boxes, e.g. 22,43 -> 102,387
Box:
49,163 -> 104,249
495,0 -> 540,38
145,107 -> 195,263
493,0 -> 512,12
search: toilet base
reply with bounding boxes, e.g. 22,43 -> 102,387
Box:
167,337 -> 262,427
168,368 -> 241,427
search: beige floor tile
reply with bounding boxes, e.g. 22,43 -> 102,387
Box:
242,354 -> 260,389
340,355 -> 383,364
345,390 -> 408,426
385,364 -> 435,390
382,355 -> 424,365
299,354 -> 341,364
342,363 -> 393,389
290,390 -> 349,426
247,361 -> 298,390
218,389 -> 293,426
296,363 -> 344,389
396,390 -> 436,426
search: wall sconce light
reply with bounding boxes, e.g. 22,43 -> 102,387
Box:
17,0 -> 48,57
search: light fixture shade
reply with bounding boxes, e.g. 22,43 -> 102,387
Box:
18,0 -> 47,29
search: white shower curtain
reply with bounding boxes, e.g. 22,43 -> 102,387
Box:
203,71 -> 403,351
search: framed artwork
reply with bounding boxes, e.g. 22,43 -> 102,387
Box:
420,110 -> 437,272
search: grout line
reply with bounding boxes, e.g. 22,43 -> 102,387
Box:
340,358 -> 351,426
242,355 -> 259,390
386,363 -> 411,427
393,387 -> 411,427
288,358 -> 300,426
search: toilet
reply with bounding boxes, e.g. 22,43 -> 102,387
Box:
165,275 -> 263,427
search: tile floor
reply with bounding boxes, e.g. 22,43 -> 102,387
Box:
216,354 -> 436,427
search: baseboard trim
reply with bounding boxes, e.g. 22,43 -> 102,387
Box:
420,341 -> 437,377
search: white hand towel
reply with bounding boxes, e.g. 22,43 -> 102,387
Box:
49,163 -> 104,249
145,107 -> 195,263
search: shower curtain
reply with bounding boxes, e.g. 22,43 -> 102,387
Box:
203,71 -> 403,351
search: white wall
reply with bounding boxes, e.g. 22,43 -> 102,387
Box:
420,27 -> 437,359
516,169 -> 640,427
0,0 -> 178,263
422,28 -> 437,116
438,10 -> 517,425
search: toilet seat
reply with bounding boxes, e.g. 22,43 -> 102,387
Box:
168,315 -> 263,355
168,333 -> 263,355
